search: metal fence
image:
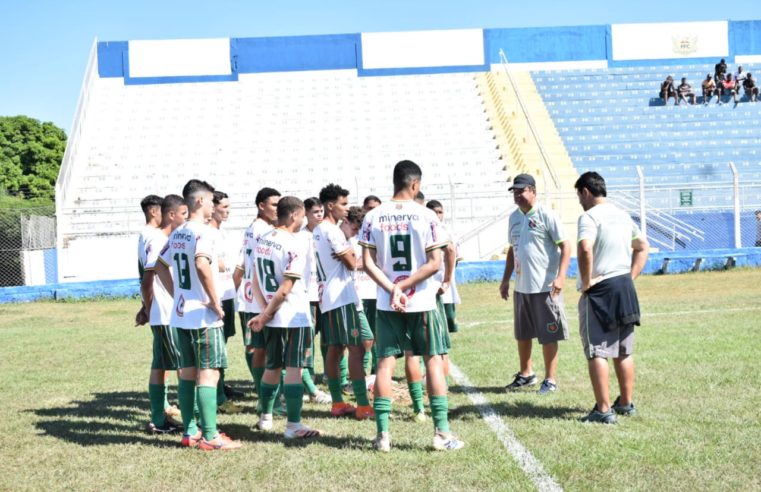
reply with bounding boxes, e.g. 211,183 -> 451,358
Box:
0,206 -> 56,287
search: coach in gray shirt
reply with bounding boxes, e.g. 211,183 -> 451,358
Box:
500,174 -> 570,395
576,171 -> 649,424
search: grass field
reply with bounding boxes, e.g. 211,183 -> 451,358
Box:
1,269 -> 759,491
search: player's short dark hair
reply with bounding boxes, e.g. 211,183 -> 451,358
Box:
140,195 -> 163,214
345,206 -> 365,226
182,179 -> 215,200
276,196 -> 304,222
363,195 -> 381,207
255,187 -> 281,207
574,171 -> 607,198
213,190 -> 229,205
393,160 -> 422,193
415,191 -> 425,202
304,197 -> 322,210
319,183 -> 349,204
161,194 -> 185,215
426,200 -> 443,210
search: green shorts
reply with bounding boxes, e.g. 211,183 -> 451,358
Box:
222,299 -> 236,339
240,311 -> 266,349
362,299 -> 377,335
376,308 -> 448,358
436,298 -> 452,350
176,326 -> 228,370
310,301 -> 322,334
320,304 -> 374,347
150,325 -> 181,370
444,303 -> 458,333
264,326 -> 313,369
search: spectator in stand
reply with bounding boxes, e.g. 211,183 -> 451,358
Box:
719,73 -> 738,105
734,65 -> 747,87
677,77 -> 696,105
714,58 -> 727,83
701,74 -> 718,105
743,73 -> 759,103
660,76 -> 677,105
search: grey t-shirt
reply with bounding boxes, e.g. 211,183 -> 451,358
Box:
576,202 -> 641,285
508,204 -> 566,294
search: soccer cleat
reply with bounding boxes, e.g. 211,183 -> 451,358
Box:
372,432 -> 391,452
505,372 -> 537,391
164,405 -> 181,420
537,379 -> 557,395
255,414 -> 274,431
180,430 -> 203,448
224,384 -> 245,400
218,400 -> 244,414
198,433 -> 243,451
284,422 -> 323,439
612,396 -> 636,416
413,411 -> 427,423
308,390 -> 332,404
330,402 -> 356,417
355,405 -> 375,421
433,431 -> 465,451
146,421 -> 180,434
581,405 -> 617,424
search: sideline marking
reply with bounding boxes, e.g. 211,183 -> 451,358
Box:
449,362 -> 563,492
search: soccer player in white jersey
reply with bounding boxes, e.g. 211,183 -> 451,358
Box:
248,197 -> 324,439
300,197 -> 332,404
233,187 -> 280,404
360,160 -> 464,452
209,191 -> 244,413
136,194 -> 187,433
155,179 -> 242,451
314,184 -> 375,420
137,195 -> 163,285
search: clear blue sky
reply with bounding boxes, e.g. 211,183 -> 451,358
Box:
0,0 -> 757,133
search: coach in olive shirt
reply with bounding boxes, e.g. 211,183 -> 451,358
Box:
500,174 -> 570,395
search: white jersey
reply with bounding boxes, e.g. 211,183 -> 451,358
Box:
139,227 -> 173,325
359,199 -> 447,312
208,226 -> 237,301
313,221 -> 358,312
352,236 -> 376,301
299,227 -> 320,303
254,228 -> 311,328
432,223 -> 461,305
159,220 -> 223,329
137,225 -> 157,280
236,218 -> 274,313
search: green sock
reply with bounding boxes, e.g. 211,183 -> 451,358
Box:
196,385 -> 218,441
245,351 -> 255,380
259,382 -> 279,415
339,354 -> 349,386
163,382 -> 171,410
352,379 -> 370,407
430,395 -> 450,433
374,396 -> 392,433
302,369 -> 318,395
320,344 -> 328,374
327,377 -> 344,403
217,368 -> 227,406
177,379 -> 198,436
371,345 -> 378,374
363,351 -> 372,375
284,384 -> 304,424
252,366 -> 265,396
408,381 -> 425,414
148,383 -> 166,426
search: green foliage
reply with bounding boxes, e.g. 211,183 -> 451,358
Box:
0,115 -> 67,203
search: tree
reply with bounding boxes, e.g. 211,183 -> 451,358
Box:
0,115 -> 67,203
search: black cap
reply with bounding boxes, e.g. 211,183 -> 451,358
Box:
508,174 -> 536,191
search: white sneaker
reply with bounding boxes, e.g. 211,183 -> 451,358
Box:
413,411 -> 427,423
309,390 -> 332,404
284,422 -> 322,439
433,431 -> 465,451
538,379 -> 557,395
372,431 -> 391,452
255,414 -> 273,431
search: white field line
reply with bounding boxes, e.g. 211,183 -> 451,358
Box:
461,306 -> 761,328
448,362 -> 563,492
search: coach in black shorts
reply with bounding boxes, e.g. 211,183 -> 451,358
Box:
575,172 -> 649,424
500,174 -> 571,395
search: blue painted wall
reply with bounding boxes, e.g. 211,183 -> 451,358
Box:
485,25 -> 608,64
233,34 -> 358,73
97,41 -> 127,77
730,20 -> 761,55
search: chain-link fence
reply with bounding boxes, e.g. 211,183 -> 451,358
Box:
0,206 -> 56,287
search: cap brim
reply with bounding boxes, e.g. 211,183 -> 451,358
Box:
508,184 -> 529,191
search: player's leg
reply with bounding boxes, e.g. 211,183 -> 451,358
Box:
283,327 -> 323,438
176,328 -> 201,446
579,295 -> 617,424
372,310 -> 406,452
147,325 -> 182,433
506,293 -> 538,391
536,292 -> 568,394
323,307 -> 355,416
347,307 -> 374,420
256,327 -> 284,431
612,324 -> 636,415
404,353 -> 426,421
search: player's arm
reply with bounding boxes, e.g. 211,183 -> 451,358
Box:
335,247 -> 357,270
249,277 -> 295,332
551,240 -> 571,297
196,256 -> 224,319
362,246 -> 396,294
137,270 -> 154,325
250,266 -> 268,312
439,242 -> 456,295
577,239 -> 594,292
154,260 -> 174,298
394,247 -> 441,293
631,236 -> 649,280
233,266 -> 243,291
499,246 -> 514,300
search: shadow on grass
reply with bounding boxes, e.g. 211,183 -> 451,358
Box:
448,397 -> 585,422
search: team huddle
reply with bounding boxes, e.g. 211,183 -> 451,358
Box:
136,160 -> 464,451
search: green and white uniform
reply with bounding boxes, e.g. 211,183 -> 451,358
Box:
236,218 -> 274,347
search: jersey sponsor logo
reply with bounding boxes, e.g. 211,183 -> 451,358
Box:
244,280 -> 253,303
528,219 -> 538,229
547,322 -> 558,333
393,275 -> 416,298
380,223 -> 409,232
176,294 -> 186,317
378,213 -> 420,222
173,231 -> 193,242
